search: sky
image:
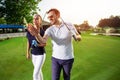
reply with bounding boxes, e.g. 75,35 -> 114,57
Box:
38,0 -> 120,26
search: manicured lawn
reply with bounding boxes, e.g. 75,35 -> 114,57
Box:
0,34 -> 120,80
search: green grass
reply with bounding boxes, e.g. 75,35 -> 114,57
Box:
0,34 -> 120,80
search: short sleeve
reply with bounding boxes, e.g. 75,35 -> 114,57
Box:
26,31 -> 30,38
45,27 -> 51,37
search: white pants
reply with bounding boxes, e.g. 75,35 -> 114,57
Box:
32,54 -> 46,80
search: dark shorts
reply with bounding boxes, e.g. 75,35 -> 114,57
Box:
52,57 -> 74,80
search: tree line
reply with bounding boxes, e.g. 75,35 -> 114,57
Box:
0,0 -> 120,32
74,15 -> 120,32
0,0 -> 41,24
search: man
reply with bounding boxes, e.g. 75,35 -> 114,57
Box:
28,8 -> 81,80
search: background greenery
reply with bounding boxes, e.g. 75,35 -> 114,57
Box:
0,0 -> 41,24
0,33 -> 120,80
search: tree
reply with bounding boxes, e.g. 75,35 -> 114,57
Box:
111,16 -> 120,28
98,16 -> 120,28
79,20 -> 91,31
0,0 -> 5,18
0,0 -> 41,24
0,17 -> 6,24
98,18 -> 110,28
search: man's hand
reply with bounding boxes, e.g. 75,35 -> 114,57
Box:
38,43 -> 46,47
76,34 -> 82,41
27,23 -> 38,36
73,34 -> 82,41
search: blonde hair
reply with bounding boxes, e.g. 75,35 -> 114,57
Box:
33,14 -> 42,20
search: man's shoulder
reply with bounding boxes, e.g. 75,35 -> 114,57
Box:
63,22 -> 73,26
46,25 -> 55,30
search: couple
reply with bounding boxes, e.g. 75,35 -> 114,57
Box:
26,8 -> 81,80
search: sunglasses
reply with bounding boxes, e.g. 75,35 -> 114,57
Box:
47,15 -> 54,19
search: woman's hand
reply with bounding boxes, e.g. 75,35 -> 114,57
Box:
26,52 -> 31,60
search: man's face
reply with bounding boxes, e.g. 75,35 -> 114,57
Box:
47,11 -> 59,25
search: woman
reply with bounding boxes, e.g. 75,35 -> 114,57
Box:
26,14 -> 46,80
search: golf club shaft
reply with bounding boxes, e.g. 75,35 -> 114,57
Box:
60,17 -> 77,41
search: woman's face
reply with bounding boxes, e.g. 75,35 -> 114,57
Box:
33,15 -> 42,27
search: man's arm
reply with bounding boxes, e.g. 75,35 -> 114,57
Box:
70,24 -> 82,41
35,34 -> 49,44
27,24 -> 49,43
74,33 -> 82,41
38,43 -> 46,47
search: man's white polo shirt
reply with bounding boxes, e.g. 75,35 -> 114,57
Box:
45,22 -> 77,60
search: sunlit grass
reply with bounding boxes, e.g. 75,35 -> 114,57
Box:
0,34 -> 120,80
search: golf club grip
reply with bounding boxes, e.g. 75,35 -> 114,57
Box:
72,35 -> 77,41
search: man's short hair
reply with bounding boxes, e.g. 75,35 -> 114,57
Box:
47,8 -> 60,15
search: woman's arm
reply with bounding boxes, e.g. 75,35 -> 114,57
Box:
26,40 -> 31,59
